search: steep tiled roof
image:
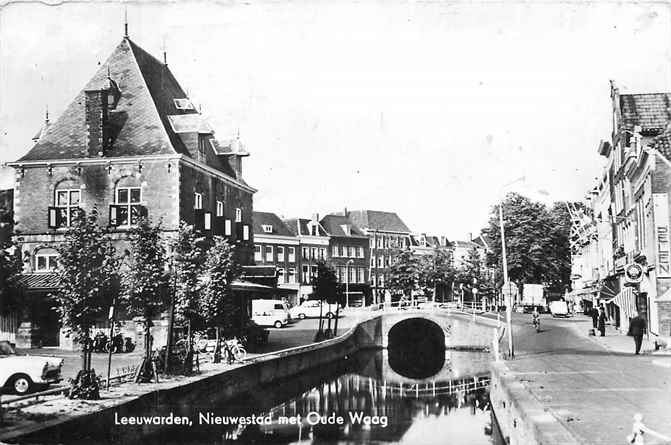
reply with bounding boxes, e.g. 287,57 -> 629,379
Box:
650,128 -> 671,160
347,210 -> 411,233
252,212 -> 295,237
17,273 -> 59,290
18,38 -> 199,161
320,214 -> 366,238
620,93 -> 671,132
283,218 -> 328,237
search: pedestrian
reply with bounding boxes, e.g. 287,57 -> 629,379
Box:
629,311 -> 647,355
591,306 -> 598,329
598,307 -> 606,337
627,413 -> 671,444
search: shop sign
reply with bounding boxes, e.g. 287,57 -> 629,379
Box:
624,263 -> 643,284
653,194 -> 671,277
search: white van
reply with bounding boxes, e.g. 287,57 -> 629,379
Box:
251,299 -> 290,328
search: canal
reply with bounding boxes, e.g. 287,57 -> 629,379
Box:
134,348 -> 501,445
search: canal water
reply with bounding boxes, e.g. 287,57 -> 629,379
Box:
140,348 -> 502,445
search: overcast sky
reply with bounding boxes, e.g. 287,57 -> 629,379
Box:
1,1 -> 670,239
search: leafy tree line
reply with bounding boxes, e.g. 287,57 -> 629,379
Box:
482,192 -> 573,293
52,209 -> 241,396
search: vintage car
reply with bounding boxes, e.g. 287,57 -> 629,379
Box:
0,341 -> 64,395
289,300 -> 341,319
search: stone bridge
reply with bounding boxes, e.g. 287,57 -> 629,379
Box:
351,308 -> 503,351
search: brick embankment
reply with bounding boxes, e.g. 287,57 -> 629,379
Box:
491,314 -> 671,445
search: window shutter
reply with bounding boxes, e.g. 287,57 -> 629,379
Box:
48,207 -> 58,229
236,222 -> 243,240
214,216 -> 225,235
204,212 -> 212,231
109,205 -> 119,227
194,209 -> 205,231
225,219 -> 232,236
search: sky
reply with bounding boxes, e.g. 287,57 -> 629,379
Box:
1,1 -> 670,239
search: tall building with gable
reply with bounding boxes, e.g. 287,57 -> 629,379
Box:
6,33 -> 255,348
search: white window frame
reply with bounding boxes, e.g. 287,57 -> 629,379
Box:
357,247 -> 364,258
288,247 -> 296,263
265,245 -> 273,262
216,200 -> 224,217
35,252 -> 58,272
194,192 -> 203,210
332,245 -> 339,257
378,256 -> 384,268
357,267 -> 364,284
277,267 -> 285,284
277,246 -> 285,262
235,208 -> 242,222
116,186 -> 142,227
319,248 -> 325,260
174,98 -> 195,110
302,265 -> 310,284
243,225 -> 250,241
302,247 -> 309,259
262,224 -> 273,233
254,245 -> 262,262
288,268 -> 296,283
55,188 -> 81,227
225,220 -> 232,236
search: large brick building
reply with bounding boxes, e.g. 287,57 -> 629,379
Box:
347,210 -> 413,303
283,215 -> 330,303
320,214 -> 371,307
6,35 -> 255,347
252,211 -> 299,304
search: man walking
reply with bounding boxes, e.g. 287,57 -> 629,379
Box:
598,306 -> 607,337
591,306 -> 599,329
629,311 -> 647,355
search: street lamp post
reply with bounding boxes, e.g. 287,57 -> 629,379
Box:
345,259 -> 354,308
499,200 -> 514,359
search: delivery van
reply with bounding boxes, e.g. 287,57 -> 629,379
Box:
251,299 -> 290,328
549,300 -> 569,317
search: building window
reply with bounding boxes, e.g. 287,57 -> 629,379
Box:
357,267 -> 365,283
357,247 -> 364,258
371,274 -> 376,286
370,237 -> 374,248
302,247 -> 309,260
243,225 -> 250,240
302,265 -> 309,284
378,274 -> 385,287
35,249 -> 58,272
310,247 -> 317,259
262,224 -> 273,233
332,245 -> 339,257
319,248 -> 325,260
277,246 -> 285,262
378,256 -> 384,268
194,193 -> 203,210
116,187 -> 142,226
288,247 -> 296,263
377,237 -> 383,248
288,268 -> 296,283
225,220 -> 232,236
338,245 -> 344,257
55,189 -> 81,227
216,201 -> 224,217
265,246 -> 273,262
370,256 -> 375,268
348,266 -> 355,283
174,98 -> 195,110
254,245 -> 262,262
346,246 -> 352,258
337,266 -> 345,283
278,267 -> 285,284
235,208 -> 242,222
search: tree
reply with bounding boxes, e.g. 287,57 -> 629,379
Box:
483,192 -> 572,292
120,218 -> 169,382
172,223 -> 208,338
419,249 -> 455,302
0,240 -> 22,316
311,260 -> 339,340
200,236 -> 241,363
54,208 -> 119,398
388,249 -> 422,303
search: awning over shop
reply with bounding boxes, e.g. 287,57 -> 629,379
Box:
610,287 -> 637,320
230,280 -> 274,293
598,277 -> 620,301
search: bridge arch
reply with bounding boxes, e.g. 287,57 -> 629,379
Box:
387,317 -> 446,379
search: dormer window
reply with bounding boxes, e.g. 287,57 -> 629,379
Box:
174,98 -> 195,110
340,224 -> 351,236
262,224 -> 273,233
310,223 -> 318,236
106,76 -> 121,110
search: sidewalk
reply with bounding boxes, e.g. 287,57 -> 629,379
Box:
501,314 -> 671,445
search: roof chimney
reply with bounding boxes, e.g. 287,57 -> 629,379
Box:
343,207 -> 348,217
84,89 -> 109,157
312,213 -> 319,222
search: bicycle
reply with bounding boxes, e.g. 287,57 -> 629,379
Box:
223,337 -> 247,363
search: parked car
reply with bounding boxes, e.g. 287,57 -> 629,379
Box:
549,300 -> 569,317
438,302 -> 459,310
289,300 -> 341,319
0,341 -> 64,395
252,299 -> 290,328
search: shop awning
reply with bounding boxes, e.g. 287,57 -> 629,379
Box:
230,280 -> 274,292
610,287 -> 637,320
598,277 -> 620,300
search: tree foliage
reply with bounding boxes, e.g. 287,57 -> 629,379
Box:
54,208 -> 119,346
387,249 -> 422,297
483,193 -> 572,291
418,248 -> 455,299
172,222 -> 207,327
311,260 -> 340,305
201,236 -> 241,335
121,218 -> 169,330
0,240 -> 22,316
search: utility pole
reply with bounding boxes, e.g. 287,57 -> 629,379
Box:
499,202 -> 514,359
